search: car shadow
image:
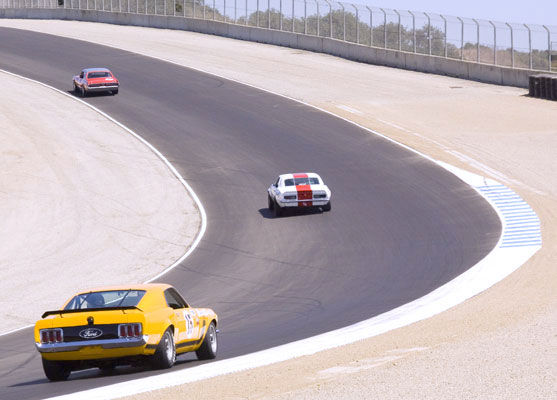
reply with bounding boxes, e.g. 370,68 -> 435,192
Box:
10,358 -> 198,387
66,90 -> 116,98
258,207 -> 325,219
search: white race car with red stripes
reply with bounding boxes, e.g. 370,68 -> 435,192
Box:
267,173 -> 331,217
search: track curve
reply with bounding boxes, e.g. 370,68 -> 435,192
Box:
0,27 -> 500,400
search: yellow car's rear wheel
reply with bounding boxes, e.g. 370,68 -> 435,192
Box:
151,328 -> 176,369
42,358 -> 71,382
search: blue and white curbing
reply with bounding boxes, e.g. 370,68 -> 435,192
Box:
476,185 -> 542,248
48,162 -> 541,400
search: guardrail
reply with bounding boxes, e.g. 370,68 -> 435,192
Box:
2,1 -> 556,87
2,0 -> 555,73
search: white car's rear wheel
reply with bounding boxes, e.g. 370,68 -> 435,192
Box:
323,201 -> 331,212
273,200 -> 282,217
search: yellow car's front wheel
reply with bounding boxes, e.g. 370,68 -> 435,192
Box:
196,322 -> 218,360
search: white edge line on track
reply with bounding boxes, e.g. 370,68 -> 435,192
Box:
0,33 -> 542,399
0,68 -> 207,335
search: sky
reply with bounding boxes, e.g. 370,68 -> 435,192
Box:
359,1 -> 557,27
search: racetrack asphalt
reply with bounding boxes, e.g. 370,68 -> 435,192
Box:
0,27 -> 500,400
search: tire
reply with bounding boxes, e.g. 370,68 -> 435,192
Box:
112,89 -> 118,95
73,83 -> 79,94
195,321 -> 218,360
151,328 -> 176,369
273,200 -> 282,217
322,201 -> 331,212
42,358 -> 71,382
268,194 -> 274,210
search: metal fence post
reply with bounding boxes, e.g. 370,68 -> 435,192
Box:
234,0 -> 237,22
353,4 -> 358,44
279,0 -> 282,30
457,16 -> 464,59
304,0 -> 306,34
506,22 -> 514,68
425,12 -> 431,55
489,21 -> 496,64
291,0 -> 294,32
316,0 -> 320,37
212,0 -> 215,20
473,18 -> 480,62
380,7 -> 386,48
408,10 -> 416,53
366,6 -> 372,46
543,25 -> 551,71
325,0 -> 332,38
440,14 -> 447,57
268,0 -> 270,29
394,9 -> 400,51
525,24 -> 532,69
340,3 -> 345,41
256,0 -> 259,26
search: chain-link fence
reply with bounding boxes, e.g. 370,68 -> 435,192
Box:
2,0 -> 556,72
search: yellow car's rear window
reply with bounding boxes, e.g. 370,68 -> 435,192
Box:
64,290 -> 146,310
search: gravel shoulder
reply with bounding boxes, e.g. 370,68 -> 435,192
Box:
0,20 -> 555,398
0,70 -> 200,334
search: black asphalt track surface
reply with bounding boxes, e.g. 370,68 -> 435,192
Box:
0,27 -> 501,399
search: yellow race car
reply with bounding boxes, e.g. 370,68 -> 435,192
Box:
34,283 -> 218,381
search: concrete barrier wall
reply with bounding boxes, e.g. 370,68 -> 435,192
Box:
2,8 -> 552,88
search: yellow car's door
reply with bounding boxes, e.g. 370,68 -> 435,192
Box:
163,288 -> 188,344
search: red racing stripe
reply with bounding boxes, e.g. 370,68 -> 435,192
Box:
294,173 -> 313,206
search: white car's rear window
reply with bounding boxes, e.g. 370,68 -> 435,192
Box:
284,177 -> 320,186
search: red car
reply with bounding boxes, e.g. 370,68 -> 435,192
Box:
73,68 -> 119,97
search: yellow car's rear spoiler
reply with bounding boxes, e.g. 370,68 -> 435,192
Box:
41,306 -> 142,319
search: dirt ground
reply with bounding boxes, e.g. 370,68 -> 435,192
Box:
0,70 -> 199,334
0,20 -> 555,399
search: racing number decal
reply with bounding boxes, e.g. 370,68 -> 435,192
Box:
183,310 -> 194,339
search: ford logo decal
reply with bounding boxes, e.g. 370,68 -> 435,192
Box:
79,328 -> 103,339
